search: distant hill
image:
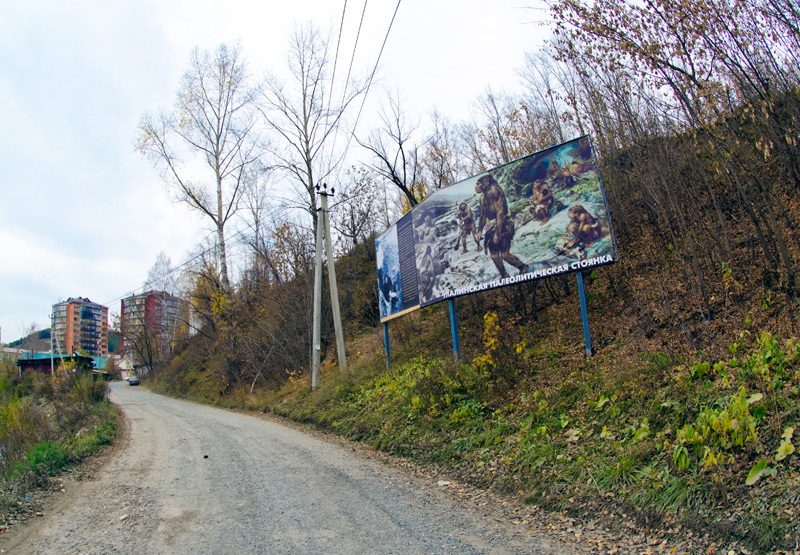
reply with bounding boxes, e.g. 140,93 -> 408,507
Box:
7,329 -> 48,347
6,329 -> 52,352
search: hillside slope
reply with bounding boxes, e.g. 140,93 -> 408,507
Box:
150,67 -> 800,555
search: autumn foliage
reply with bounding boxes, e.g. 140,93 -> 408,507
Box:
148,5 -> 800,551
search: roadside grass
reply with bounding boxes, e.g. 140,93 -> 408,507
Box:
0,364 -> 118,516
145,304 -> 799,553
266,324 -> 800,554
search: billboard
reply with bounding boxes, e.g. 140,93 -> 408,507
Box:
376,135 -> 618,322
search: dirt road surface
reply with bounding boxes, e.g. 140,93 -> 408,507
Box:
0,382 -> 587,555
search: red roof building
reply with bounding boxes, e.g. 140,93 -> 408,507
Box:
52,297 -> 109,357
120,290 -> 183,361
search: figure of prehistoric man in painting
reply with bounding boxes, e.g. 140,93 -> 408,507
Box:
553,165 -> 576,189
418,244 -> 436,300
564,205 -> 605,249
529,179 -> 555,224
475,174 -> 528,278
415,214 -> 438,245
454,202 -> 481,254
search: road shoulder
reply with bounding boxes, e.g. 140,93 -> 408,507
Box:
0,406 -> 130,554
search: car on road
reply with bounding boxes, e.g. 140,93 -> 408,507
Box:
128,375 -> 140,386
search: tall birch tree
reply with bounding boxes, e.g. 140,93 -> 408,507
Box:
137,43 -> 262,291
258,23 -> 365,228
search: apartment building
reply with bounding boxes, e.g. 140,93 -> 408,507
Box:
120,290 -> 183,360
52,297 -> 109,357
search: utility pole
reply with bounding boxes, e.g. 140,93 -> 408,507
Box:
311,196 -> 324,389
50,310 -> 54,376
51,305 -> 66,377
311,183 -> 347,390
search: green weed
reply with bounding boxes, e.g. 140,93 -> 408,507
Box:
8,441 -> 68,480
1,367 -> 116,511
224,330 -> 800,553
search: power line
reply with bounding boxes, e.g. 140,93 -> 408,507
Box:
353,0 -> 402,132
342,0 -> 369,106
104,2 -> 403,313
101,227 -> 255,309
325,0 -> 349,128
329,0 -> 402,189
321,0 -> 368,190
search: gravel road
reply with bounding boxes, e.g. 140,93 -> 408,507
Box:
0,382 -> 587,555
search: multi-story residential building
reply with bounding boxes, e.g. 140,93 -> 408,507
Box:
120,290 -> 183,361
52,297 -> 109,357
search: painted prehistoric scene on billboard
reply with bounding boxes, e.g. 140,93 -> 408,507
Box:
376,226 -> 403,320
412,136 -> 616,306
376,135 -> 618,320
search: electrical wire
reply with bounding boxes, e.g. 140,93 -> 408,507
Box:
318,0 -> 368,193
342,0 -> 369,106
323,0 -> 349,137
352,0 -> 401,135
326,0 -> 402,193
103,1 -> 403,313
100,226 -> 254,308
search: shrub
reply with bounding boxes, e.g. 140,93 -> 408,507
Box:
0,397 -> 49,473
68,375 -> 109,406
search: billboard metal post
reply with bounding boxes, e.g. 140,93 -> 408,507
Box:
576,272 -> 592,358
448,299 -> 461,361
383,322 -> 390,369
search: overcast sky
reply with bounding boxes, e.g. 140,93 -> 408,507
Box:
0,0 -> 550,343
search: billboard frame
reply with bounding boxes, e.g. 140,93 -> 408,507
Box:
376,135 -> 618,325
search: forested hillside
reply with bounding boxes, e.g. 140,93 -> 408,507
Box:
146,1 -> 800,552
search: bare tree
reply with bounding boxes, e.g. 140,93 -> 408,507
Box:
357,90 -> 425,209
137,42 -> 263,291
120,315 -> 160,379
551,0 -> 800,295
239,169 -> 274,263
423,110 -> 467,189
19,322 -> 41,358
471,90 -> 514,167
258,22 -> 366,228
144,250 -> 178,296
460,90 -> 556,173
518,50 -> 579,143
330,166 -> 382,251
